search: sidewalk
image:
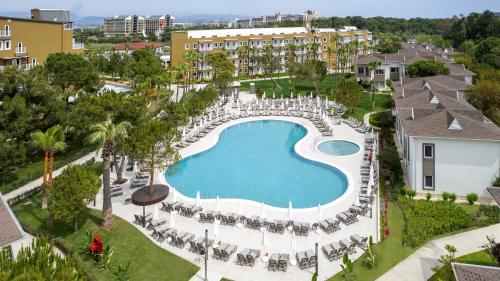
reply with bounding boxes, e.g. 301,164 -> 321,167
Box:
4,152 -> 97,200
377,223 -> 500,281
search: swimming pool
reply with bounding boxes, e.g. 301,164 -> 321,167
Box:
318,140 -> 360,156
165,120 -> 348,208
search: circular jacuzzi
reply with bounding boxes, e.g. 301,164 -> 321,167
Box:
318,140 -> 360,156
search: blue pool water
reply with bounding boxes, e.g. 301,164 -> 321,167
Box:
318,140 -> 360,156
165,120 -> 348,208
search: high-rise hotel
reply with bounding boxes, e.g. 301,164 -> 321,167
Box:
171,25 -> 372,80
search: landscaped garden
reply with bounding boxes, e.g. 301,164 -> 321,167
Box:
12,192 -> 199,281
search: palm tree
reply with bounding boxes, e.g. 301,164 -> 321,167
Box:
88,116 -> 131,228
368,60 -> 382,109
32,125 -> 67,228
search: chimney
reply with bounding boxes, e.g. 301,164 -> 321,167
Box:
462,64 -> 465,70
411,107 -> 415,120
456,90 -> 460,100
403,55 -> 406,62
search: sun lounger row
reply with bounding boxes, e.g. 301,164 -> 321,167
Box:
292,222 -> 311,236
349,204 -> 370,216
189,237 -> 214,255
213,242 -> 238,262
268,253 -> 290,272
236,248 -> 261,267
133,213 -> 152,225
318,218 -> 341,234
268,220 -> 287,234
336,211 -> 358,225
296,249 -> 317,270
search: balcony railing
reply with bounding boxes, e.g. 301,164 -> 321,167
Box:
225,45 -> 237,50
15,47 -> 27,56
0,30 -> 11,38
198,47 -> 213,52
73,42 -> 85,49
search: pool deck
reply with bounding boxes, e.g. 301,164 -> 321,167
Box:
91,113 -> 379,280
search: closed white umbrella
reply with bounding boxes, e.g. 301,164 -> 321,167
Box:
281,94 -> 283,100
288,201 -> 293,222
236,199 -> 244,228
262,229 -> 268,249
326,95 -> 329,105
289,232 -> 297,265
216,195 -> 221,213
263,92 -> 266,99
153,203 -> 159,221
213,218 -> 220,237
317,203 -> 322,223
196,190 -> 201,207
354,193 -> 360,206
291,92 -> 294,99
133,161 -> 138,175
169,211 -> 175,228
273,92 -> 276,99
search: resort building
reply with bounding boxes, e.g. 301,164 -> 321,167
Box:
234,10 -> 320,28
393,75 -> 500,199
355,43 -> 471,90
104,15 -> 175,38
0,14 -> 83,71
171,26 -> 372,80
0,193 -> 27,258
113,41 -> 168,56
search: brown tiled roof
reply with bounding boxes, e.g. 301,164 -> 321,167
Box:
397,108 -> 500,140
452,263 -> 500,281
393,90 -> 475,110
486,187 -> 500,206
396,75 -> 469,92
447,63 -> 476,76
0,194 -> 24,247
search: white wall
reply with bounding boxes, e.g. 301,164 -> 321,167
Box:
410,137 -> 500,197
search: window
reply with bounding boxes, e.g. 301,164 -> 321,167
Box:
323,37 -> 327,42
0,41 -> 3,50
424,144 -> 433,158
285,40 -> 288,44
193,43 -> 198,49
4,25 -> 9,36
358,67 -> 364,75
375,69 -> 384,75
5,40 -> 10,50
323,45 -> 327,50
390,67 -> 399,73
424,176 -> 434,189
184,43 -> 190,50
31,58 -> 37,66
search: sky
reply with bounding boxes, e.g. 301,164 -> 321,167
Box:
1,0 -> 499,18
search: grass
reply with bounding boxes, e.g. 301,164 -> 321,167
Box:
343,94 -> 393,122
12,193 -> 199,281
240,74 -> 341,97
328,202 -> 415,281
0,146 -> 93,194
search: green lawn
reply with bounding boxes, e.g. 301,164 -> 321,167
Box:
12,193 -> 199,281
428,250 -> 499,280
1,147 -> 93,194
240,74 -> 341,97
328,202 -> 415,281
343,94 -> 393,122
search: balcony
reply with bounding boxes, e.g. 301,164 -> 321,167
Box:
198,64 -> 212,71
230,54 -> 238,59
15,47 -> 27,56
198,47 -> 213,52
272,43 -> 285,48
225,45 -> 237,50
73,42 -> 85,49
0,30 -> 11,39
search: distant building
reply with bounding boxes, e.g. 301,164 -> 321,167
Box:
30,8 -> 70,23
235,10 -> 319,28
113,41 -> 167,55
104,15 -> 175,38
171,26 -> 371,80
0,13 -> 83,71
356,43 -> 471,91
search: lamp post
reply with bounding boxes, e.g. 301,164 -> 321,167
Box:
204,229 -> 208,281
315,242 -> 318,277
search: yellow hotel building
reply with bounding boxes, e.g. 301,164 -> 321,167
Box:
171,25 -> 372,79
0,16 -> 83,71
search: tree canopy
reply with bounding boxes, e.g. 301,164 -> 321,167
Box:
46,53 -> 101,93
407,60 -> 450,78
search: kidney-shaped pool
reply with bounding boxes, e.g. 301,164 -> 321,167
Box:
165,120 -> 348,208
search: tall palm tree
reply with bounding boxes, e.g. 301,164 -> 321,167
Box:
32,125 -> 67,228
89,116 -> 131,228
368,60 -> 382,109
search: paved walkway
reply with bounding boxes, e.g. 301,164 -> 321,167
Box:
363,109 -> 391,126
4,152 -> 97,200
377,223 -> 500,281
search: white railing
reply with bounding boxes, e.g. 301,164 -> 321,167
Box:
225,45 -> 237,50
198,47 -> 213,52
15,47 -> 26,55
73,42 -> 85,49
0,30 -> 11,37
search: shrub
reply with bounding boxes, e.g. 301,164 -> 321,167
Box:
442,192 -> 450,201
476,205 -> 500,226
407,189 -> 417,199
408,60 -> 450,77
493,176 -> 500,187
466,193 -> 478,205
399,197 -> 475,247
426,193 -> 432,201
449,193 -> 457,203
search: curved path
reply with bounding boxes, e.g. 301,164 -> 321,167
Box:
377,223 -> 500,281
